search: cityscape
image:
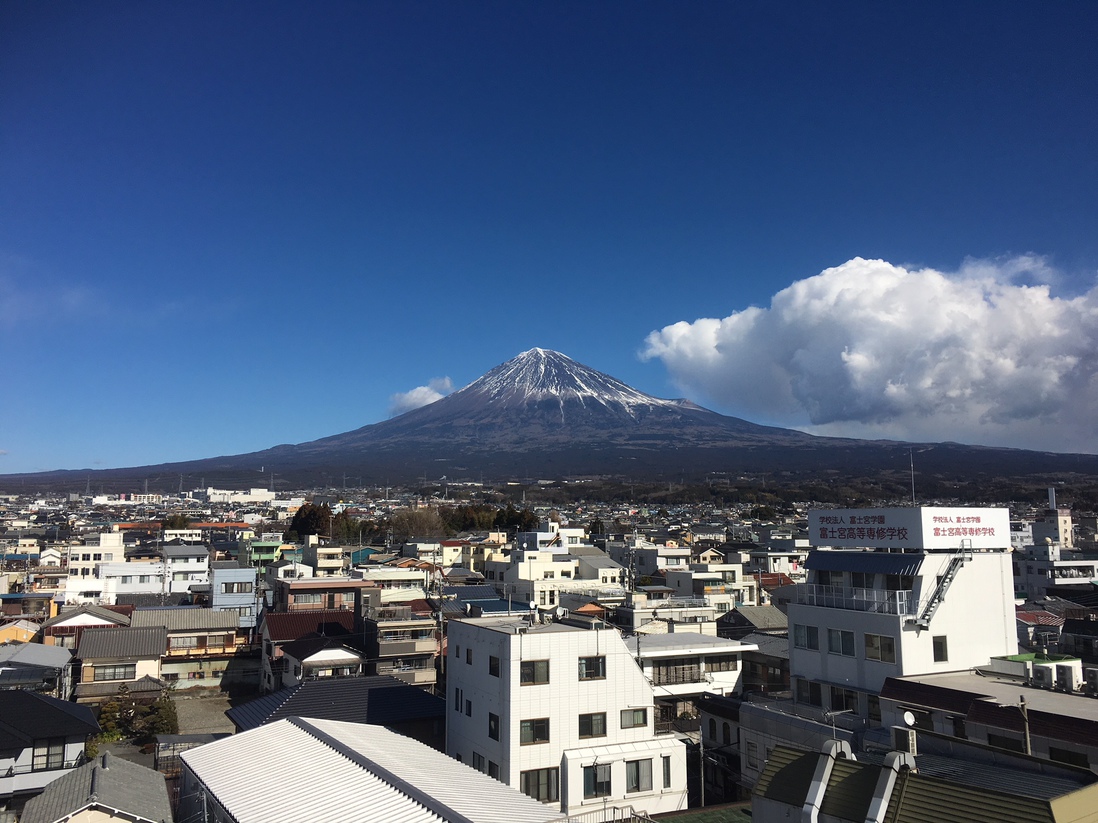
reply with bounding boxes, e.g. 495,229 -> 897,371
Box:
2,482 -> 1098,822
4,2 -> 1098,823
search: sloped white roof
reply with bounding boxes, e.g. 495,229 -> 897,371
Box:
182,717 -> 566,823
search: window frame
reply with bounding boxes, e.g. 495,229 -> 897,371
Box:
621,708 -> 647,729
827,628 -> 856,657
520,717 -> 550,745
579,711 -> 607,739
520,659 -> 550,685
933,635 -> 949,662
625,758 -> 653,793
794,624 -> 819,650
583,763 -> 612,799
488,712 -> 500,741
578,655 -> 606,681
864,633 -> 896,663
488,655 -> 500,677
521,767 -> 560,802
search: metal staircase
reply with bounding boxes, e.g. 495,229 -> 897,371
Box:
908,549 -> 971,629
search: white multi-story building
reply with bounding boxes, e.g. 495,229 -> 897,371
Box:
787,507 -> 1018,716
664,562 -> 756,612
484,546 -> 627,611
446,615 -> 689,816
1013,539 -> 1098,599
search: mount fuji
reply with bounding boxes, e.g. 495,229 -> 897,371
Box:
7,348 -> 1098,490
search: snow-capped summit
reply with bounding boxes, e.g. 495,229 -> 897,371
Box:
451,348 -> 685,414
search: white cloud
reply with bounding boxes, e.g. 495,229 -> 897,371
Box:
642,256 -> 1098,453
389,377 -> 454,416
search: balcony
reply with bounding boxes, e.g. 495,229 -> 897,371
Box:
650,663 -> 703,686
793,583 -> 915,616
376,662 -> 436,686
378,636 -> 437,656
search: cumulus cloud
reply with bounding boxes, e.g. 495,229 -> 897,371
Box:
389,377 -> 454,416
642,257 -> 1098,453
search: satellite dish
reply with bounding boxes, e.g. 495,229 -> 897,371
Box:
555,607 -> 566,618
902,711 -> 916,727
528,601 -> 537,611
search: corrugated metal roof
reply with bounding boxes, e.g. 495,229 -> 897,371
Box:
20,752 -> 173,823
0,640 -> 72,668
885,769 -> 1057,823
77,625 -> 167,659
40,604 -> 130,629
131,607 -> 240,632
820,757 -> 877,822
806,550 -> 924,576
753,745 -> 815,806
181,718 -> 565,823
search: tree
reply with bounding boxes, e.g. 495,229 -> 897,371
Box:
142,693 -> 179,738
162,513 -> 190,530
285,503 -> 332,540
389,507 -> 448,541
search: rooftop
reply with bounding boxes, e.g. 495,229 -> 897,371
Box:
20,752 -> 172,823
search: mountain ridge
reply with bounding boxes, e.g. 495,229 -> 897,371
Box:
6,348 -> 1098,491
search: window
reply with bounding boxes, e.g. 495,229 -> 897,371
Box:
222,581 -> 253,593
864,633 -> 896,663
1049,746 -> 1089,768
886,574 -> 914,591
851,571 -> 874,589
92,664 -> 136,681
868,694 -> 881,722
583,763 -> 611,798
465,699 -> 472,717
746,740 -> 759,769
488,760 -> 500,779
466,648 -> 472,665
489,655 -> 500,677
621,708 -> 647,729
933,635 -> 948,662
626,759 -> 652,793
828,628 -> 855,656
454,687 -> 463,712
706,654 -> 739,672
170,635 -> 199,649
32,738 -> 65,771
796,678 -> 822,707
579,712 -> 606,738
723,722 -> 731,745
520,659 -> 549,684
831,686 -> 858,713
708,718 -> 717,741
987,732 -> 1025,753
662,755 -> 672,788
793,624 -> 819,650
472,752 -> 486,772
520,718 -> 550,745
521,767 -> 560,802
488,713 -> 499,741
578,655 -> 606,680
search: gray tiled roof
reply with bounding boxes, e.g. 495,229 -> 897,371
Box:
77,625 -> 166,660
130,607 -> 239,632
20,751 -> 172,823
226,675 -> 444,732
0,640 -> 72,668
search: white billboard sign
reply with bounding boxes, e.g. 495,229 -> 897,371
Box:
808,507 -> 1010,550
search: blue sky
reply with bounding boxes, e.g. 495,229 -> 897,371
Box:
3,2 -> 1098,474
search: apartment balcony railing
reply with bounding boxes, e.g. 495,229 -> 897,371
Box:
376,662 -> 436,685
793,583 -> 915,616
378,637 -> 437,656
650,664 -> 703,686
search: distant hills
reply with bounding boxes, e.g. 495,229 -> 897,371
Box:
6,348 -> 1098,494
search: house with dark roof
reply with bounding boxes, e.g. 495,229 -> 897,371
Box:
226,675 -> 446,749
274,635 -> 366,690
0,691 -> 99,805
19,752 -> 172,823
74,625 -> 167,705
259,609 -> 356,693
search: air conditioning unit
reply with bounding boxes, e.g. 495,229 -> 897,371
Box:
1084,667 -> 1098,696
891,726 -> 917,756
1056,663 -> 1083,692
1032,664 -> 1055,689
